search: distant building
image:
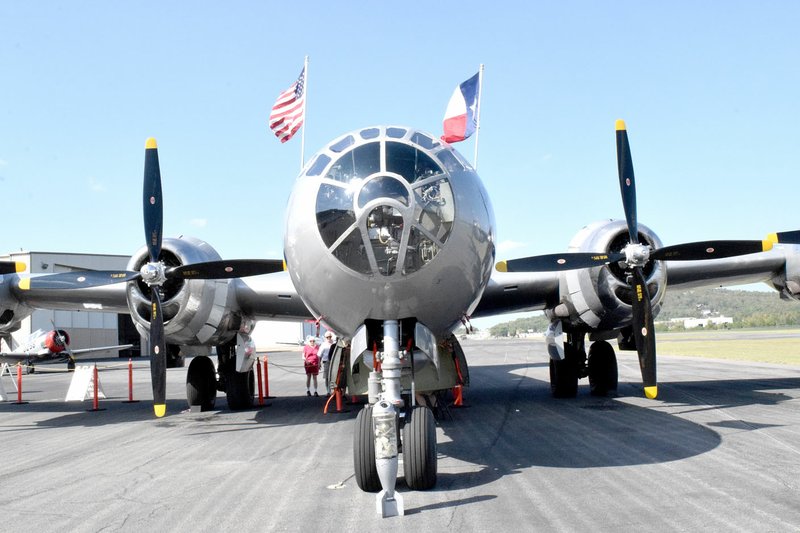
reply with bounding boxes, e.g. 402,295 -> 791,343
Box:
664,316 -> 734,329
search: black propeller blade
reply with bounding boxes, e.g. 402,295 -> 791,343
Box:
650,239 -> 774,262
144,138 -> 163,264
629,268 -> 657,399
0,262 -> 25,275
167,259 -> 285,280
616,120 -> 638,244
496,252 -> 624,272
18,270 -> 141,290
143,138 -> 167,418
149,287 -> 166,418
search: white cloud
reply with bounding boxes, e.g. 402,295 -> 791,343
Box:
496,240 -> 527,253
189,218 -> 208,228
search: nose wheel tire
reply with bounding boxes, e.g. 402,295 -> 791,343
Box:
402,406 -> 437,490
353,406 -> 380,492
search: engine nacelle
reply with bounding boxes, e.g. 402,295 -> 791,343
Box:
125,236 -> 243,346
547,220 -> 667,333
0,278 -> 32,337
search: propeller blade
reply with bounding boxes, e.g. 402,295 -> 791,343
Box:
770,230 -> 800,245
167,259 -> 286,280
17,270 -> 140,291
149,287 -> 167,417
629,267 -> 657,399
651,239 -> 774,262
143,138 -> 163,263
0,262 -> 25,275
615,119 -> 639,244
496,252 -> 625,272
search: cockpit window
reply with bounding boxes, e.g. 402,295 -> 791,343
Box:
360,127 -> 380,139
410,131 -> 439,150
313,128 -> 457,277
325,142 -> 380,183
316,184 -> 356,248
386,142 -> 441,184
330,135 -> 355,153
306,154 -> 331,177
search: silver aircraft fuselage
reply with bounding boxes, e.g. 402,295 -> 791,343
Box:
284,126 -> 495,338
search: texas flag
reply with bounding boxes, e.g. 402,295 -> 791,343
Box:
441,72 -> 480,143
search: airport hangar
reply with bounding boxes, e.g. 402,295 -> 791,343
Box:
0,250 -> 308,359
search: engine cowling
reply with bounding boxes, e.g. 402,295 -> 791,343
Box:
547,219 -> 667,333
125,236 -> 243,346
44,329 -> 70,353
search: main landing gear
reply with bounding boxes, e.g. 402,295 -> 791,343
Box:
184,338 -> 255,412
549,330 -> 618,398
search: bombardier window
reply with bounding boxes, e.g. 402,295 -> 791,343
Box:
358,176 -> 409,208
386,142 -> 441,183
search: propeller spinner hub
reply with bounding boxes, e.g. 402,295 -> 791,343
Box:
624,243 -> 651,268
140,262 -> 167,286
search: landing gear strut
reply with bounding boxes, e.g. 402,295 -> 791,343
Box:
549,332 -> 584,398
352,319 -> 438,517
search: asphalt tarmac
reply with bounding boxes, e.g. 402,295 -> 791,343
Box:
2,338 -> 800,532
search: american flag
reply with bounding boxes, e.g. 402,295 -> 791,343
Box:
269,67 -> 306,143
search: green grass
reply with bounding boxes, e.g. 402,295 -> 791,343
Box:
653,328 -> 800,365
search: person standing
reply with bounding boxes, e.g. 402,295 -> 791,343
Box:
302,335 -> 320,397
318,331 -> 336,395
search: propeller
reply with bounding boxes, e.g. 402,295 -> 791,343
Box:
18,138 -> 286,417
0,262 -> 26,275
496,119 -> 800,399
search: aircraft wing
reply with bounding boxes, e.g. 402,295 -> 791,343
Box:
0,352 -> 30,364
664,248 -> 793,292
471,271 -> 561,318
70,344 -> 134,356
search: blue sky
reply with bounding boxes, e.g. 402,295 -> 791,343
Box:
2,3 -> 798,308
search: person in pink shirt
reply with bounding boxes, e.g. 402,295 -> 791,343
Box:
302,335 -> 320,397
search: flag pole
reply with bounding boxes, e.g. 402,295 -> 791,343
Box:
473,63 -> 484,170
300,55 -> 309,170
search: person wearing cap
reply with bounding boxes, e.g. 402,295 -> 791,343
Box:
302,335 -> 320,397
318,331 -> 337,395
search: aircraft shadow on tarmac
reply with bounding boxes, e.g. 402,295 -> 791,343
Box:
429,362 -> 800,492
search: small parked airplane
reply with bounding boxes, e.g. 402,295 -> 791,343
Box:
0,328 -> 132,372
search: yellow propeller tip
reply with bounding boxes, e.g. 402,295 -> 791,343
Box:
18,278 -> 30,291
154,404 -> 166,417
145,137 -> 158,149
763,233 -> 778,251
644,386 -> 658,399
15,262 -> 26,273
495,261 -> 508,273
282,260 -> 287,271
615,119 -> 627,131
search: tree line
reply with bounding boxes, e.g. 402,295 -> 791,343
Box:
485,287 -> 800,337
